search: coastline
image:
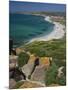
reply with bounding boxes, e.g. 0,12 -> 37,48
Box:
28,16 -> 65,43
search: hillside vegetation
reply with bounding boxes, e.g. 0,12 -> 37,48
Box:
23,38 -> 66,65
19,38 -> 66,86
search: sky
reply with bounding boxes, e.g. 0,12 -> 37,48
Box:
9,1 -> 66,13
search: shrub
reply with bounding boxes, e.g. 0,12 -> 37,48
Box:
58,75 -> 66,85
18,52 -> 30,67
45,62 -> 58,85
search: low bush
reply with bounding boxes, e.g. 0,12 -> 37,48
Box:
18,52 -> 30,67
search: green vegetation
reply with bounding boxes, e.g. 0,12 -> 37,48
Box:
24,39 -> 66,64
45,61 -> 66,86
18,52 -> 30,67
57,75 -> 66,85
45,62 -> 58,85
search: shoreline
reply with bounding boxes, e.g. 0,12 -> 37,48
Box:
28,15 -> 65,43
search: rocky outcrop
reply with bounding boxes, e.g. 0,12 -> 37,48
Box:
9,53 -> 52,88
22,63 -> 34,78
29,56 -> 51,69
19,80 -> 45,88
9,55 -> 18,70
57,66 -> 64,78
9,79 -> 16,89
9,67 -> 26,81
9,55 -> 18,63
21,56 -> 50,84
16,48 -> 25,55
9,63 -> 16,70
40,57 -> 51,68
31,65 -> 46,84
28,54 -> 36,63
9,55 -> 26,82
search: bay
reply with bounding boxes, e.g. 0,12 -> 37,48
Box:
9,14 -> 54,47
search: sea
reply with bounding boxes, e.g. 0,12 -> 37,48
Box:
9,14 -> 54,47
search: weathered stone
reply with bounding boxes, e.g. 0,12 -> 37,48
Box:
9,63 -> 16,70
28,54 -> 36,63
9,71 -> 14,78
26,51 -> 31,56
9,67 -> 26,81
9,55 -> 18,69
9,55 -> 18,63
31,65 -> 46,84
40,57 -> 50,68
9,79 -> 16,89
22,63 -> 34,78
57,66 -> 64,78
16,48 -> 24,55
19,80 -> 45,88
29,56 -> 51,69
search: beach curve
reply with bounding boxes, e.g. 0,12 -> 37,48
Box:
29,16 -> 65,43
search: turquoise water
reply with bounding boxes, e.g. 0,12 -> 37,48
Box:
9,14 -> 54,47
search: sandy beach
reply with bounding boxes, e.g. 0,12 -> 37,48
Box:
29,16 -> 65,43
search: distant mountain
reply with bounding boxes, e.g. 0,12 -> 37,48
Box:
10,11 -> 66,17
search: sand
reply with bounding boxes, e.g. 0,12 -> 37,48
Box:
29,16 -> 65,43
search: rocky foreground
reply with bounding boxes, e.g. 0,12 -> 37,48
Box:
9,53 -> 48,88
9,46 -> 65,89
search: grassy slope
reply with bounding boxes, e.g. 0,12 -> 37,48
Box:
24,38 -> 66,62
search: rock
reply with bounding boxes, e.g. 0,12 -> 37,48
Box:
10,67 -> 26,81
22,63 -> 34,78
19,80 -> 45,88
26,51 -> 31,55
9,71 -> 14,78
28,54 -> 36,63
40,57 -> 50,68
31,65 -> 46,84
16,48 -> 25,55
9,79 -> 16,89
9,55 -> 18,63
9,63 -> 16,70
29,56 -> 51,69
57,66 -> 64,78
9,55 -> 18,70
